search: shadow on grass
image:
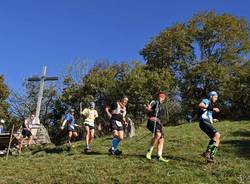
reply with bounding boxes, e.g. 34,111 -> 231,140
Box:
31,147 -> 205,164
32,146 -> 69,155
223,130 -> 250,159
81,151 -> 103,155
223,140 -> 250,159
165,155 -> 205,165
231,131 -> 250,137
118,153 -> 205,165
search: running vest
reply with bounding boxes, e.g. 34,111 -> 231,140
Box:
147,100 -> 164,119
110,102 -> 126,122
198,99 -> 214,123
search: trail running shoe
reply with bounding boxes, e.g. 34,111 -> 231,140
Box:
108,148 -> 115,155
108,148 -> 122,156
114,149 -> 122,155
158,156 -> 169,163
84,147 -> 91,153
146,151 -> 152,160
202,152 -> 214,163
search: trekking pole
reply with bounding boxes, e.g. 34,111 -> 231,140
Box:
152,101 -> 159,138
6,124 -> 15,160
133,132 -> 152,143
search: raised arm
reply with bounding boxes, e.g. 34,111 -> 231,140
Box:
61,119 -> 67,130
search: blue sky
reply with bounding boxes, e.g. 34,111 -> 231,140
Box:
0,0 -> 249,91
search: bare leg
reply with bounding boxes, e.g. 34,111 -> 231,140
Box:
68,131 -> 72,144
85,126 -> 90,146
28,136 -> 33,146
19,137 -> 24,153
146,132 -> 161,160
118,130 -> 124,141
213,132 -> 221,147
89,129 -> 95,145
157,137 -> 164,157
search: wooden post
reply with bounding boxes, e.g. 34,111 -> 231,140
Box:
6,125 -> 15,160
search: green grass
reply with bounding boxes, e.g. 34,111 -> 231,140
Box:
0,121 -> 250,184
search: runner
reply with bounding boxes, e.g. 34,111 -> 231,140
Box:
145,92 -> 169,163
198,91 -> 220,163
81,102 -> 98,153
19,112 -> 34,152
61,109 -> 79,146
105,96 -> 128,156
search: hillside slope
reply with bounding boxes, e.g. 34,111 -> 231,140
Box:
0,121 -> 249,184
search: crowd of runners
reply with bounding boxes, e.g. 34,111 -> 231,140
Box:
19,91 -> 221,163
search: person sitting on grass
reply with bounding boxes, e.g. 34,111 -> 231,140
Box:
19,112 -> 34,153
81,102 -> 98,153
198,91 -> 220,163
61,109 -> 79,146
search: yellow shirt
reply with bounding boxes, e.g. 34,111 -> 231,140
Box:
81,108 -> 98,126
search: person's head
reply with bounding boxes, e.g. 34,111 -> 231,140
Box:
30,112 -> 35,120
120,96 -> 128,107
157,92 -> 166,104
70,109 -> 75,115
208,91 -> 218,103
90,102 -> 95,109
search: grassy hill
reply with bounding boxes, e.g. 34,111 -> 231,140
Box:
0,120 -> 249,184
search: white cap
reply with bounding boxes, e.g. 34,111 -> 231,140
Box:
0,119 -> 5,124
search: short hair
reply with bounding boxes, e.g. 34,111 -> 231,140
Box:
121,95 -> 128,100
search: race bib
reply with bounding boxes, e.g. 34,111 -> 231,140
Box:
115,121 -> 123,127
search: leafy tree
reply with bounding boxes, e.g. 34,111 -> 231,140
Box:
141,11 -> 250,119
0,75 -> 9,121
121,62 -> 174,122
8,77 -> 58,127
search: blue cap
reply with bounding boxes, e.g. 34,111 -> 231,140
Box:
208,91 -> 218,97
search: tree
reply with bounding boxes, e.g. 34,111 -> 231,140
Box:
0,75 -> 9,121
222,61 -> 250,119
141,11 -> 250,119
8,78 -> 58,126
121,62 -> 174,121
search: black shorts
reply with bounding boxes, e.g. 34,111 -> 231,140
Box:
67,126 -> 77,133
22,129 -> 32,138
147,119 -> 164,138
199,119 -> 218,139
110,119 -> 124,132
85,124 -> 95,130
